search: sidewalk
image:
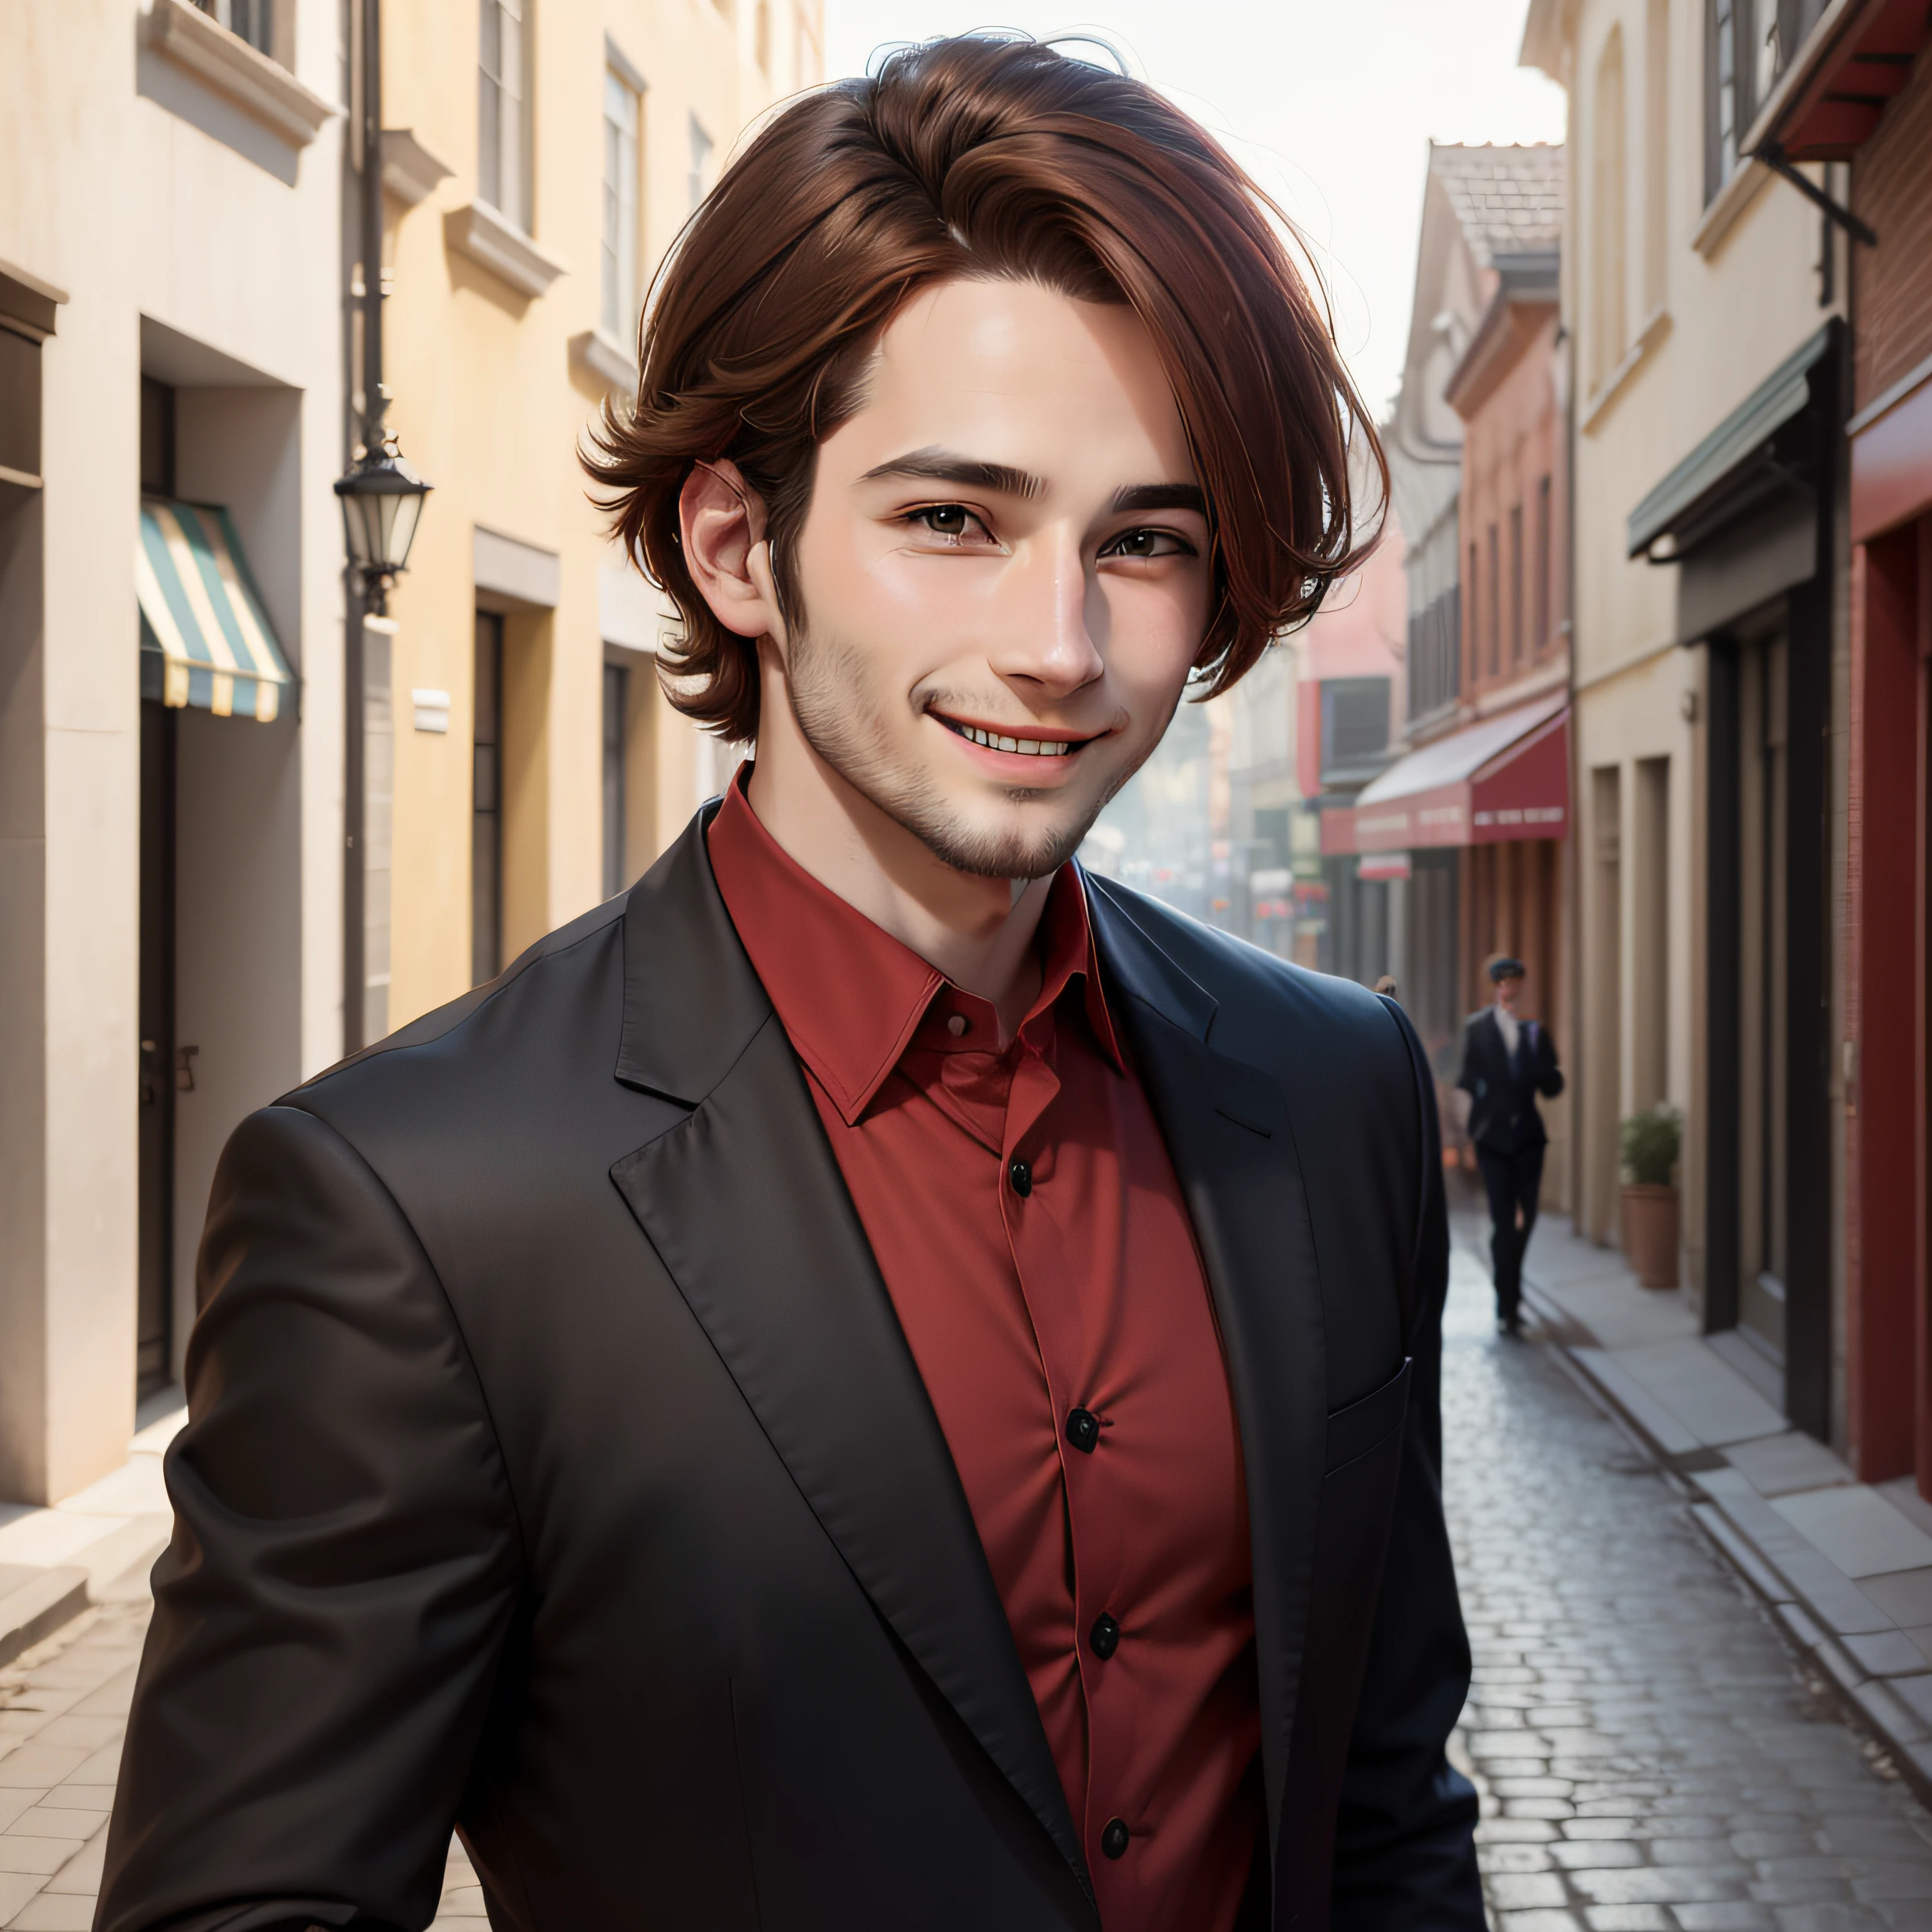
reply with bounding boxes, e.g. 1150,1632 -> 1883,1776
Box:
0,1400 -> 186,1674
1497,1206 -> 1932,1797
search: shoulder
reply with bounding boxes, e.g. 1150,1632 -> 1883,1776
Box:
284,892 -> 633,1123
1084,874 -> 1413,1092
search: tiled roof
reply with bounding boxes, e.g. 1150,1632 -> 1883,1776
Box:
1430,143 -> 1565,264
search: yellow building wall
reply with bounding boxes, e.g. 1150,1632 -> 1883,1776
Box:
378,0 -> 820,1031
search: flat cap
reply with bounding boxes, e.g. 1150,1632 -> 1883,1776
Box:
1488,955 -> 1527,983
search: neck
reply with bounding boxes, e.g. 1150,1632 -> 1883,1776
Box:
744,679 -> 1053,1040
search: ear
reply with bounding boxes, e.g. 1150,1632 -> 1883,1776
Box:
679,459 -> 788,646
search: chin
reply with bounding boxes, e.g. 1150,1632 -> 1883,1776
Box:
907,801 -> 1094,881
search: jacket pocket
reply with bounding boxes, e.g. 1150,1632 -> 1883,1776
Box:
1323,1357 -> 1412,1475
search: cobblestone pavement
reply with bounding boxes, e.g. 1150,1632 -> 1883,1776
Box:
1443,1227 -> 1932,1932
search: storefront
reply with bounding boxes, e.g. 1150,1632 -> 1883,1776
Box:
1323,693 -> 1571,1168
1745,1 -> 1932,1479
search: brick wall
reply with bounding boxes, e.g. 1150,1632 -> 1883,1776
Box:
1853,46 -> 1932,410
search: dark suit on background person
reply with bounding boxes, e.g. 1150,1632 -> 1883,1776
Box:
96,807 -> 1482,1932
1457,1005 -> 1564,1326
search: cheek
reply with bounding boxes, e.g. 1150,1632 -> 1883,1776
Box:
1101,575 -> 1213,701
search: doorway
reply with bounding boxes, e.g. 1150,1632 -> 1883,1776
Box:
473,609 -> 504,985
1738,631 -> 1789,1359
136,701 -> 175,1399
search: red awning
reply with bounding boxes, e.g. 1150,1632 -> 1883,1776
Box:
1325,695 -> 1570,856
1745,0 -> 1932,160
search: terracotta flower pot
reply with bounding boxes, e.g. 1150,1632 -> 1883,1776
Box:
1621,1183 -> 1680,1289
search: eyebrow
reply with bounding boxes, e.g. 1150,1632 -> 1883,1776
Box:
1112,482 -> 1208,516
857,448 -> 1208,520
857,448 -> 1045,499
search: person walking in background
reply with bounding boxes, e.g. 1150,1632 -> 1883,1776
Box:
1458,954 -> 1563,1336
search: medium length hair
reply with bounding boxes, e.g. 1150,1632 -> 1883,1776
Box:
586,35 -> 1383,745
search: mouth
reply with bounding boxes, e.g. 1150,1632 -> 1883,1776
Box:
930,711 -> 1104,760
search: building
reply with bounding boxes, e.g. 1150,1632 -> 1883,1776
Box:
2,0 -> 347,1502
1345,145 -> 1571,1184
365,0 -> 821,1043
0,0 -> 824,1511
1524,0 -> 1850,1445
1746,5 -> 1932,1485
1301,523 -> 1410,986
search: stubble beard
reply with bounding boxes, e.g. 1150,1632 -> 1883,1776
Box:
782,625 -> 1133,882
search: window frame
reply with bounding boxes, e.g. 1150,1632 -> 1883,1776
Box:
600,64 -> 641,343
479,0 -> 535,234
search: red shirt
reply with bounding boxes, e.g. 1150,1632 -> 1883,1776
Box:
708,780 -> 1262,1931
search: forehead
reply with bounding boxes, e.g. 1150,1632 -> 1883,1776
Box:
833,277 -> 1195,484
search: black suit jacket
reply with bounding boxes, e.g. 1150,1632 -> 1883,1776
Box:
1456,1008 -> 1564,1155
97,806 -> 1480,1932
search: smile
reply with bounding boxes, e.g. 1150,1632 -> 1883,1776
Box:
933,715 -> 1096,758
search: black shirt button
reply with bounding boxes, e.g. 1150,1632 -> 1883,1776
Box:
1008,1157 -> 1032,1197
1066,1407 -> 1100,1453
1090,1612 -> 1120,1659
1101,1818 -> 1130,1860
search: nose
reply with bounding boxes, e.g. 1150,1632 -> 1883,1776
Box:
989,523 -> 1106,699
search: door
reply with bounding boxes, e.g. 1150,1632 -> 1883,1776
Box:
137,699 -> 175,1397
1738,631 -> 1789,1358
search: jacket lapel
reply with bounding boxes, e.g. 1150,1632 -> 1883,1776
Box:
608,813 -> 1090,1898
1084,877 -> 1329,1879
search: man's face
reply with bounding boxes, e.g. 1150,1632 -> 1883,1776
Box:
1497,974 -> 1524,1014
775,277 -> 1214,880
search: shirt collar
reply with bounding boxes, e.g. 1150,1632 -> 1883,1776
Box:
706,769 -> 1124,1126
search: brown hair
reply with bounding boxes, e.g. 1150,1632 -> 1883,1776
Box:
586,34 -> 1383,744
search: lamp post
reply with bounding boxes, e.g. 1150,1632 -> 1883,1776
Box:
336,0 -> 430,1052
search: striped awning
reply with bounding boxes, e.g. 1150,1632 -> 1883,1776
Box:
136,496 -> 293,722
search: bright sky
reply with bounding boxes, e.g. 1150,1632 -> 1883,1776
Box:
819,1 -> 1568,416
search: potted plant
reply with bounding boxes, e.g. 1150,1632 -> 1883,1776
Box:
1620,1104 -> 1682,1289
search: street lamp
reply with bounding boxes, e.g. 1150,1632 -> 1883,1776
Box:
334,431 -> 430,613
340,0 -> 428,1056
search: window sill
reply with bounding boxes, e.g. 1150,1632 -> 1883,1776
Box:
570,329 -> 638,394
380,128 -> 455,208
1580,307 -> 1672,437
445,201 -> 567,299
1690,157 -> 1772,260
142,0 -> 336,148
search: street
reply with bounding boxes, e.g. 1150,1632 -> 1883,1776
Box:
5,1233 -> 1932,1928
1444,1227 -> 1932,1931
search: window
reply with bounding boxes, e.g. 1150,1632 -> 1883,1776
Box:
1319,679 -> 1391,780
602,663 -> 628,899
1591,27 -> 1628,388
601,69 -> 640,342
1534,475 -> 1552,653
688,115 -> 714,214
1509,503 -> 1524,665
1705,1 -> 1821,204
1708,0 -> 1741,197
192,0 -> 272,53
479,0 -> 533,232
1486,523 -> 1501,676
472,613 -> 504,986
1468,540 -> 1480,685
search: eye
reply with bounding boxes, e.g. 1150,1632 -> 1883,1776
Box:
1101,527 -> 1197,560
906,503 -> 992,545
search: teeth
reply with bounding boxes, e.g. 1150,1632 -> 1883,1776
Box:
948,721 -> 1075,757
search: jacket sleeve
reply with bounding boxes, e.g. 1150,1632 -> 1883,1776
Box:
1332,1009 -> 1483,1932
1452,1018 -> 1476,1096
96,1104 -> 524,1932
1538,1028 -> 1566,1100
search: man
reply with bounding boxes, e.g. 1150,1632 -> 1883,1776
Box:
99,39 -> 1480,1932
1457,955 -> 1565,1336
